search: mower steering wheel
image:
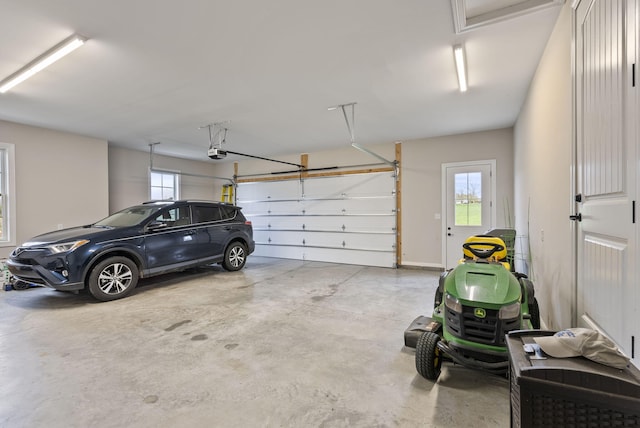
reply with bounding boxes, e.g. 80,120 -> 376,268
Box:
463,242 -> 505,259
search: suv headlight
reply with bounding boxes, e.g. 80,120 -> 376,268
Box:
499,302 -> 521,319
48,240 -> 90,254
444,293 -> 462,313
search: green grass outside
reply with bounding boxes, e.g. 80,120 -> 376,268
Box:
455,202 -> 481,226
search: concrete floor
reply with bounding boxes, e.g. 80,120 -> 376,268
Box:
0,257 -> 510,428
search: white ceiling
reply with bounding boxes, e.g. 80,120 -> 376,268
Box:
0,0 -> 563,162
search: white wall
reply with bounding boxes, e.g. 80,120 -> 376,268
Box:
108,146 -> 229,213
513,3 -> 572,330
401,128 -> 514,267
0,120 -> 109,258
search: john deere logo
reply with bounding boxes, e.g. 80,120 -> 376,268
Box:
474,308 -> 486,318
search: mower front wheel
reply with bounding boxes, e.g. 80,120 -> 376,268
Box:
415,332 -> 443,381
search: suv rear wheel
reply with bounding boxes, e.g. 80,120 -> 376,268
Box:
222,242 -> 247,271
88,256 -> 139,301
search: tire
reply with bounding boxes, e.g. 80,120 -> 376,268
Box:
88,256 -> 139,301
520,278 -> 535,301
415,332 -> 443,381
222,242 -> 247,271
434,270 -> 449,308
12,279 -> 30,290
529,297 -> 541,329
434,288 -> 443,309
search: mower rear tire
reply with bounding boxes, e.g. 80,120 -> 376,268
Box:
415,332 -> 442,381
434,270 -> 449,308
529,297 -> 541,329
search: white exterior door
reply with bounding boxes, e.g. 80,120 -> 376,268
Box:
442,160 -> 496,269
574,0 -> 638,365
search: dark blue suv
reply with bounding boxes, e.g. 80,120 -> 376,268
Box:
7,200 -> 255,301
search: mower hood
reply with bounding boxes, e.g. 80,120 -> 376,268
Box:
450,262 -> 520,305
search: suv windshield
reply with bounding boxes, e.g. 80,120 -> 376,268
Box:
94,205 -> 163,228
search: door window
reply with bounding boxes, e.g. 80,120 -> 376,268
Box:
153,207 -> 191,227
220,205 -> 237,220
454,172 -> 482,226
192,205 -> 222,224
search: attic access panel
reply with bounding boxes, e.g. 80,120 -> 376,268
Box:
451,0 -> 564,32
236,172 -> 397,268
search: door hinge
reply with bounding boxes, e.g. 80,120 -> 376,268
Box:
633,63 -> 636,87
633,200 -> 636,224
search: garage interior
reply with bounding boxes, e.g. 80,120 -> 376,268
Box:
1,0 -> 639,427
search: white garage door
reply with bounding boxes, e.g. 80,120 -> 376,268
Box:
237,171 -> 397,268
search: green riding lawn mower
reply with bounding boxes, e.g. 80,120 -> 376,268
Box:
404,229 -> 540,381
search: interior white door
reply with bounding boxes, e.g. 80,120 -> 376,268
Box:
443,160 -> 496,269
574,0 -> 637,365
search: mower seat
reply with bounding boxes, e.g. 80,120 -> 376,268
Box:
461,235 -> 510,270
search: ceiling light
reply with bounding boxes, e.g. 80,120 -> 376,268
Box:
453,45 -> 467,92
0,34 -> 87,93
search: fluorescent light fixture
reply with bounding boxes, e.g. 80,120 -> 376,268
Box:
453,45 -> 467,92
0,34 -> 87,93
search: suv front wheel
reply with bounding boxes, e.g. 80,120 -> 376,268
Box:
88,256 -> 139,301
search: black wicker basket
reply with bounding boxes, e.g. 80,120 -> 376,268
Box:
506,330 -> 640,428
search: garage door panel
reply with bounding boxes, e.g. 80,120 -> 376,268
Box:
252,245 -> 302,260
303,232 -> 394,249
244,199 -> 395,216
296,215 -> 395,231
238,171 -> 397,268
251,245 -> 394,267
247,201 -> 302,215
249,217 -> 301,230
238,180 -> 301,200
250,215 -> 396,233
254,230 -> 303,246
301,247 -> 395,268
255,230 -> 393,247
303,173 -> 395,198
302,199 -> 394,215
